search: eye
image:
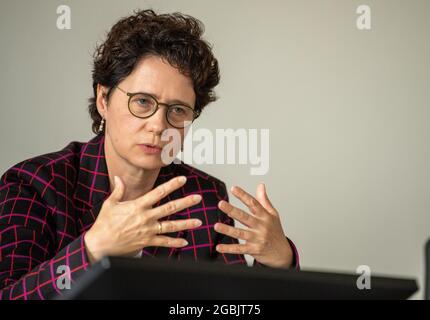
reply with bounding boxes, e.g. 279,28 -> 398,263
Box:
131,95 -> 154,109
172,106 -> 186,114
137,98 -> 149,106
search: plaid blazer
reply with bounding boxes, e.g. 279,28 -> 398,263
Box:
0,134 -> 299,300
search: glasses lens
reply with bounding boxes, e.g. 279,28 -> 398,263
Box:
167,106 -> 195,128
129,93 -> 157,117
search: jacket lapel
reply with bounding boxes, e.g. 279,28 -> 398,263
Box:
74,134 -> 110,233
74,134 -> 185,259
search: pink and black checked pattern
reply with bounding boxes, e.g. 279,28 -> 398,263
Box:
0,134 -> 299,300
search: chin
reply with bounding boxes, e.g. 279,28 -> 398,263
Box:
133,156 -> 166,171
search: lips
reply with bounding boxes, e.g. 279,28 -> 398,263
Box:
139,143 -> 163,154
141,143 -> 162,150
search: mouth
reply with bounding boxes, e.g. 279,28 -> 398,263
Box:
141,143 -> 162,149
139,143 -> 163,154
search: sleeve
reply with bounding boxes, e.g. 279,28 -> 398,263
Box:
252,238 -> 300,270
0,165 -> 90,300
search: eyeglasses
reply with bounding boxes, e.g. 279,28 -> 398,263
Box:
115,86 -> 200,129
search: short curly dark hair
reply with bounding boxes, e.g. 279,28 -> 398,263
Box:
88,9 -> 220,135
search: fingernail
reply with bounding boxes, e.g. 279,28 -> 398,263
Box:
179,176 -> 187,184
193,194 -> 202,201
194,219 -> 202,227
182,240 -> 188,246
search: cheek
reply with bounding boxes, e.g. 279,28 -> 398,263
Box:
109,111 -> 140,135
108,117 -> 142,153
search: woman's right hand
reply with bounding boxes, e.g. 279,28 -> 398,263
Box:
84,175 -> 202,264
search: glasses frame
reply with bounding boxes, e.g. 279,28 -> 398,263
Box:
115,86 -> 200,129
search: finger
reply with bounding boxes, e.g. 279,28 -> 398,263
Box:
216,243 -> 258,255
218,200 -> 258,228
231,186 -> 265,217
214,222 -> 253,241
149,194 -> 202,220
108,176 -> 125,203
157,218 -> 202,234
148,235 -> 189,248
137,176 -> 187,208
256,183 -> 277,216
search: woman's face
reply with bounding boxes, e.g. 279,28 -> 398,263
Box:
97,55 -> 196,170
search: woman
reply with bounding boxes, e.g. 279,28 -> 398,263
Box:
0,9 -> 299,300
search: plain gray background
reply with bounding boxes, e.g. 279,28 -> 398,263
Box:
1,0 -> 429,299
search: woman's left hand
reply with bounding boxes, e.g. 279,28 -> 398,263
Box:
214,183 -> 294,269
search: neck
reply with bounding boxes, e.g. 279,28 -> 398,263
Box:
104,135 -> 161,202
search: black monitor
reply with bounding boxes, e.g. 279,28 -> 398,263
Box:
59,256 -> 418,300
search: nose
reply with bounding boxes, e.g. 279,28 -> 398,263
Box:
144,106 -> 169,135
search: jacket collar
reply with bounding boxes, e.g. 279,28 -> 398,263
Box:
74,134 -> 175,211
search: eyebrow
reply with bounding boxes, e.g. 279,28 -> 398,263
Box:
139,91 -> 193,109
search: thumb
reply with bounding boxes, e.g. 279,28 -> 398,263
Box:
109,175 -> 125,203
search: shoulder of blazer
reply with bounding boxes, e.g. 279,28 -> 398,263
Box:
0,140 -> 85,203
4,140 -> 84,174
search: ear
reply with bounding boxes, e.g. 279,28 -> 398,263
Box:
96,84 -> 109,118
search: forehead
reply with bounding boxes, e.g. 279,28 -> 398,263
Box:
125,55 -> 196,105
